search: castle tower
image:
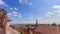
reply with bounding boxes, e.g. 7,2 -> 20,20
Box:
36,19 -> 38,26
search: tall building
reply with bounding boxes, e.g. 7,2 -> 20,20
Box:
36,19 -> 38,26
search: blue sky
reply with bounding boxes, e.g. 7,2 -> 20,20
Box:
0,0 -> 60,24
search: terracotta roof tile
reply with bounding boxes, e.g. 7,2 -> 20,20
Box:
34,26 -> 60,34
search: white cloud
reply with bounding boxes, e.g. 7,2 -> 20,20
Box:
45,12 -> 53,17
45,10 -> 60,17
47,5 -> 60,17
0,0 -> 8,7
4,4 -> 8,6
44,10 -> 60,17
14,7 -> 18,10
7,13 -> 12,17
19,0 -> 25,3
52,5 -> 60,9
45,14 -> 51,17
19,0 -> 32,5
13,11 -> 18,14
12,12 -> 22,18
12,11 -> 18,16
19,0 -> 22,3
10,7 -> 13,10
28,17 -> 32,20
46,12 -> 52,15
0,0 -> 5,5
37,17 -> 44,20
10,7 -> 18,11
8,12 -> 22,18
54,10 -> 60,13
29,2 -> 32,6
19,13 -> 22,18
13,14 -> 18,16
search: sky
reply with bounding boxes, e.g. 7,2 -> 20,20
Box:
0,0 -> 60,24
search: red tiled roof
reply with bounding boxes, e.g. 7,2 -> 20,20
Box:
34,26 -> 60,34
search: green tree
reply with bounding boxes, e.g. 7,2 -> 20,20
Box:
51,22 -> 56,26
20,31 -> 22,34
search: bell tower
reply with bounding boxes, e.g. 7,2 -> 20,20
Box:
36,19 -> 38,26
